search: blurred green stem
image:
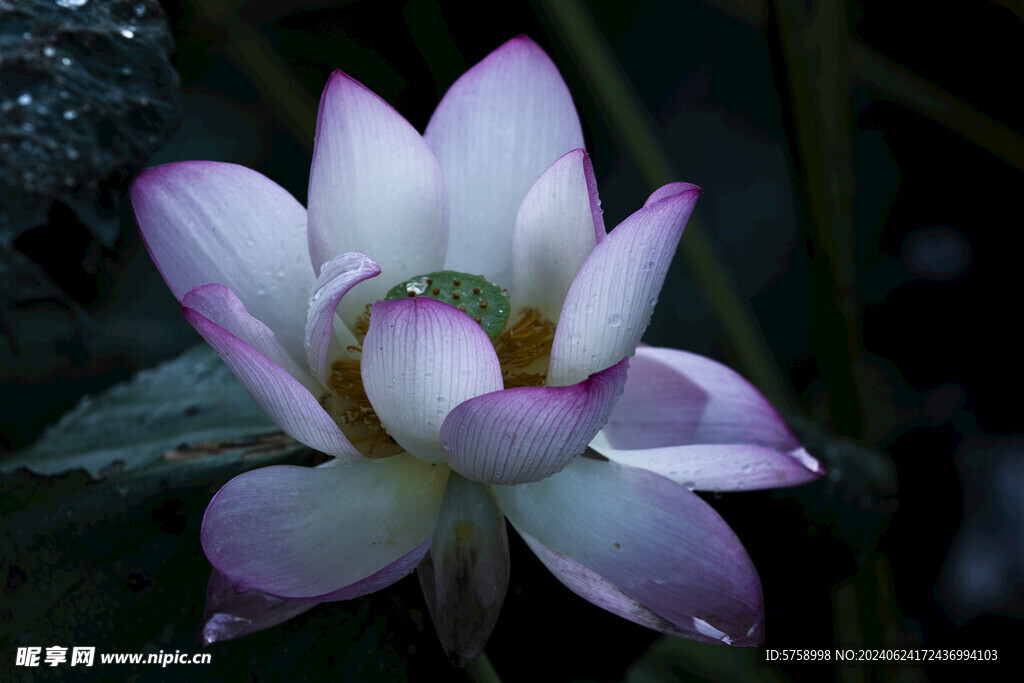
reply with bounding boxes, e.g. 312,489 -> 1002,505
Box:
850,42 -> 1024,171
773,0 -> 865,437
197,0 -> 317,148
535,0 -> 795,411
701,0 -> 1024,172
467,651 -> 503,683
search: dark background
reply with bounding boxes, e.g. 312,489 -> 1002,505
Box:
2,0 -> 1021,680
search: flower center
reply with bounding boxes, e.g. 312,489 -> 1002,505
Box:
325,270 -> 556,458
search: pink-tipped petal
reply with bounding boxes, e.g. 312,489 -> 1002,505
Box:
548,185 -> 701,387
441,357 -> 629,484
425,36 -> 585,286
304,252 -> 381,386
593,440 -> 823,492
604,346 -> 801,450
491,457 -> 764,646
418,474 -> 509,666
307,71 -> 448,329
182,304 -> 358,459
182,283 -> 318,393
520,534 -> 716,640
512,149 -> 603,322
201,569 -> 316,645
202,456 -> 449,599
361,298 -> 503,464
592,347 -> 822,490
130,161 -> 314,363
643,181 -> 702,208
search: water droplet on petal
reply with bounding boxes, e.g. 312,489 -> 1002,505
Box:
682,481 -> 696,490
608,314 -> 622,328
120,27 -> 135,39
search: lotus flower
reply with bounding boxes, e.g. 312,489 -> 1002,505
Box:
129,36 -> 823,663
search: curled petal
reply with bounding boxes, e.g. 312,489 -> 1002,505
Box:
307,71 -> 448,329
304,252 -> 381,386
202,456 -> 449,599
425,36 -> 585,286
441,357 -> 629,484
643,181 -> 702,208
201,569 -> 315,645
491,458 -> 764,646
418,474 -> 509,666
361,298 -> 503,464
548,185 -> 701,386
130,161 -> 314,363
512,149 -> 603,322
181,302 -> 359,459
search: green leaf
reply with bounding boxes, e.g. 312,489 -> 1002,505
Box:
1,345 -> 284,479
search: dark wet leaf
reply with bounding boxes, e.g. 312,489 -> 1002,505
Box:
1,345 -> 285,478
0,0 -> 181,244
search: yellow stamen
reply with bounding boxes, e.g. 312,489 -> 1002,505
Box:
352,303 -> 373,343
325,356 -> 402,458
494,308 -> 556,388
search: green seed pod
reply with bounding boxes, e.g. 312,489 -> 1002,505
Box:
383,270 -> 510,342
